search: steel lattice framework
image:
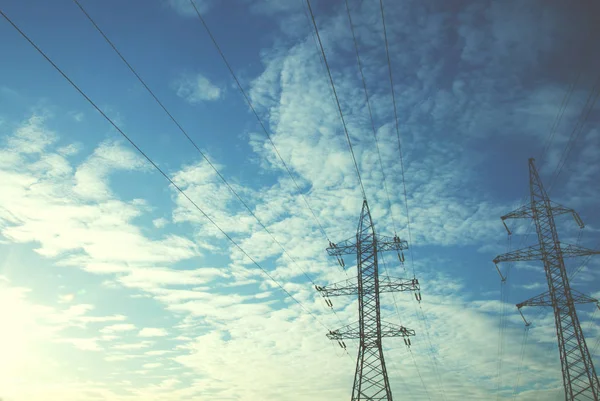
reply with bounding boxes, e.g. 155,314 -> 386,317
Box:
317,200 -> 419,400
494,158 -> 600,401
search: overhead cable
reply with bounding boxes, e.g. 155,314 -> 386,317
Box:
187,0 -> 332,240
304,0 -> 367,201
0,7 -> 332,333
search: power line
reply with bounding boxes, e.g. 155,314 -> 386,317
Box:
496,234 -> 512,401
72,0 -> 353,331
512,326 -> 530,400
304,0 -> 367,201
344,0 -> 398,234
380,253 -> 429,400
0,7 -> 333,333
408,347 -> 433,401
538,71 -> 581,167
71,0 -> 322,290
186,0 -> 332,242
548,73 -> 600,194
378,1 -> 448,399
378,0 -> 415,278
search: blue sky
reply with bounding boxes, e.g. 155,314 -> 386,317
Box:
1,0 -> 599,400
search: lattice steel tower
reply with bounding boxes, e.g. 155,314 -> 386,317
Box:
493,158 -> 600,401
317,200 -> 420,400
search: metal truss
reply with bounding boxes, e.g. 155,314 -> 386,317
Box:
317,200 -> 418,400
328,321 -> 415,341
493,243 -> 599,265
494,158 -> 600,400
317,277 -> 420,298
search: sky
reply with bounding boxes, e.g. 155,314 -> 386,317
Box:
0,0 -> 599,400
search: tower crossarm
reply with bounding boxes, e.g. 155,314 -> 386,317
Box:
326,235 -> 408,257
570,290 -> 600,306
493,243 -> 599,264
327,321 -> 415,341
516,291 -> 598,326
500,202 -> 583,235
517,291 -> 552,308
379,276 -> 420,294
316,277 -> 419,297
550,202 -> 585,228
561,243 -> 600,258
500,158 -> 600,400
502,204 -> 534,221
493,245 -> 542,264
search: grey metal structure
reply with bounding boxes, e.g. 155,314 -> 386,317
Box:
494,158 -> 600,401
317,200 -> 419,400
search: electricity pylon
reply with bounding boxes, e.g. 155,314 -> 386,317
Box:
493,158 -> 600,401
317,200 -> 420,400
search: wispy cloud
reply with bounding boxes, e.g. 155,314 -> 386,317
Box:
153,217 -> 169,228
101,323 -> 137,334
1,0 -> 598,399
172,72 -> 222,104
139,328 -> 169,337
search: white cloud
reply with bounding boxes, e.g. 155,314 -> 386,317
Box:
57,337 -> 102,352
73,139 -> 147,200
114,341 -> 154,350
142,362 -> 162,369
1,0 -> 599,399
145,350 -> 171,356
68,111 -> 85,122
101,323 -> 136,334
58,293 -> 75,303
172,72 -> 222,104
0,118 -> 201,266
139,328 -> 169,337
153,217 -> 169,228
57,143 -> 81,156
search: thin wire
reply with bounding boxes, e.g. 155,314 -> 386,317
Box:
378,0 -> 415,277
299,0 -> 338,121
592,334 -> 600,357
496,280 -> 507,400
180,3 -> 353,347
496,234 -> 512,401
381,253 -> 430,400
415,301 -> 447,401
344,0 -> 398,234
586,307 -> 598,337
408,347 -> 433,401
72,0 -> 321,289
511,326 -> 530,400
378,0 -> 447,397
548,74 -> 600,194
0,8 -> 333,333
304,0 -> 367,201
187,0 -> 332,241
73,1 -> 353,330
568,244 -> 598,280
538,72 -> 581,167
298,0 -> 351,281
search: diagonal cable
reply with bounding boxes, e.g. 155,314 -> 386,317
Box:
0,7 -> 334,333
344,0 -> 398,235
381,253 -> 431,400
304,0 -> 367,201
379,1 -> 447,399
511,326 -> 530,400
187,0 -> 332,241
378,0 -> 415,277
72,0 -> 321,288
